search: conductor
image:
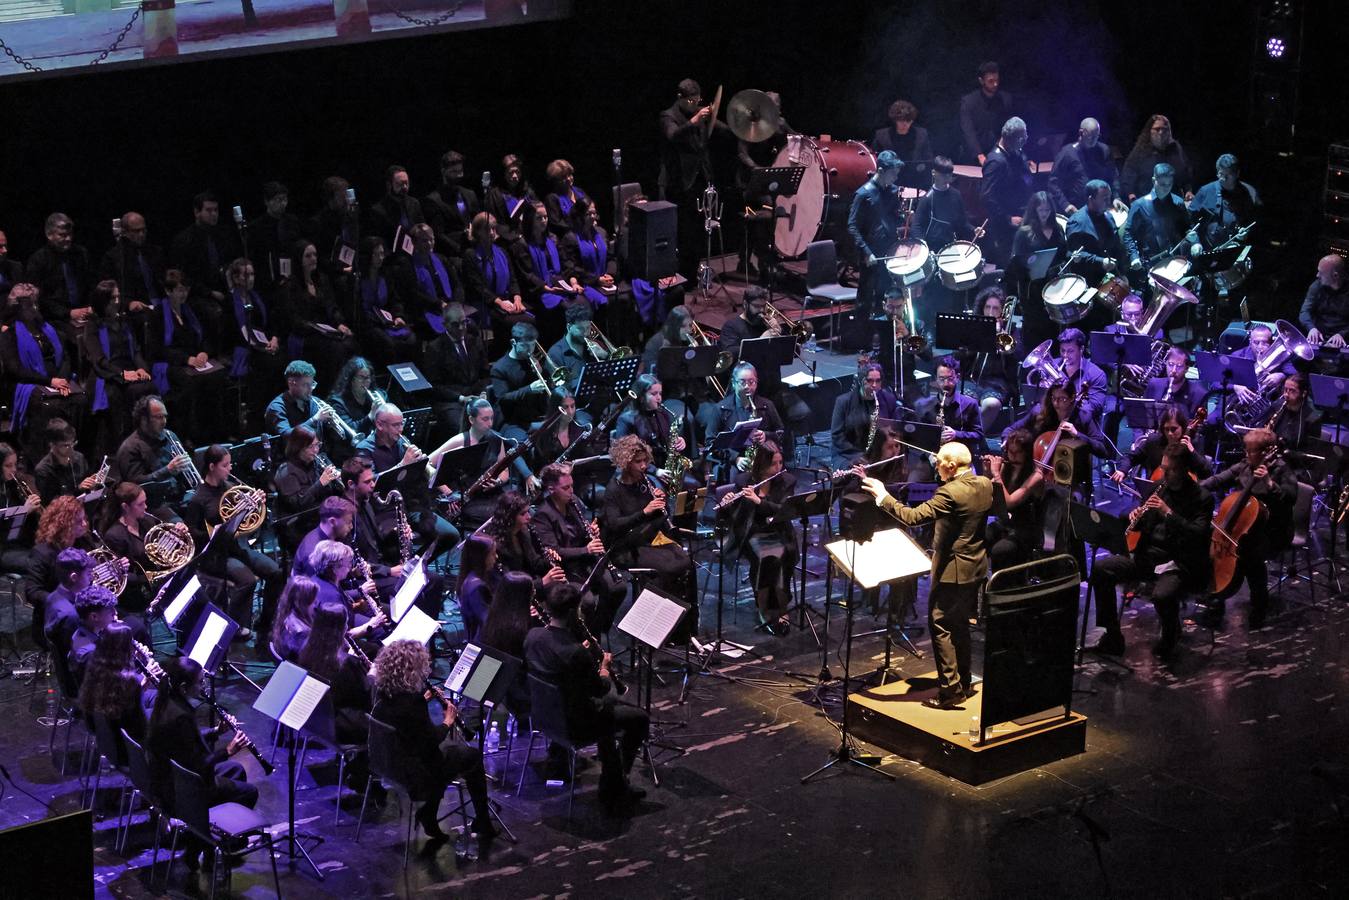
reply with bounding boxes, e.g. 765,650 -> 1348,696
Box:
860,442 -> 992,709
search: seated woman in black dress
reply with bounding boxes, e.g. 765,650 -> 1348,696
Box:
483,491 -> 568,594
983,427 -> 1047,573
102,480 -> 181,613
225,258 -> 287,434
717,439 -> 798,634
478,570 -> 539,714
0,441 -> 42,574
531,386 -> 596,473
1,283 -> 86,460
146,269 -> 230,445
271,575 -> 320,662
297,600 -> 374,791
83,280 -> 156,457
77,620 -> 155,757
357,237 -> 419,367
370,639 -> 494,841
273,426 -> 343,552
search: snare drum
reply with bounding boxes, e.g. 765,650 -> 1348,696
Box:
1095,275 -> 1132,312
936,240 -> 984,290
1043,274 -> 1093,324
1214,245 -> 1252,295
1148,255 -> 1191,291
885,238 -> 935,286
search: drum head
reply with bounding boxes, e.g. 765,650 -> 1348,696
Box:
937,241 -> 982,275
773,137 -> 825,258
886,239 -> 930,276
1044,274 -> 1087,305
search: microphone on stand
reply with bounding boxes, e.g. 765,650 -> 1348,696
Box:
111,217 -> 121,239
481,171 -> 492,192
233,205 -> 245,227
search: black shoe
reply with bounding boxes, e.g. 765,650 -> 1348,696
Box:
416,805 -> 448,841
470,816 -> 499,840
1152,634 -> 1179,659
1090,631 -> 1126,656
922,692 -> 965,710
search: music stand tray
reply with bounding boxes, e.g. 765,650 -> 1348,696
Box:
935,314 -> 999,356
1068,502 -> 1129,555
429,440 -> 492,491
1195,351 -> 1257,392
896,420 -> 944,454
1123,397 -> 1165,432
374,456 -> 431,495
657,344 -> 721,382
575,356 -> 642,405
746,165 -> 806,199
709,418 -> 764,454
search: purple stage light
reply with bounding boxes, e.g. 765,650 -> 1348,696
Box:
1265,36 -> 1286,58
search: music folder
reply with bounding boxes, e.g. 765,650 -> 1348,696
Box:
0,504 -> 31,542
429,439 -> 492,491
709,417 -> 763,453
386,361 -> 432,393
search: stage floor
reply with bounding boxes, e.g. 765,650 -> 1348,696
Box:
1,504 -> 1348,897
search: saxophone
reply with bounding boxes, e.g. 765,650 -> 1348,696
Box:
741,396 -> 760,468
378,488 -> 415,564
661,403 -> 692,485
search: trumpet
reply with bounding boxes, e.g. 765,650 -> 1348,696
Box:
528,345 -> 570,389
88,455 -> 111,492
315,397 -> 359,441
585,322 -> 633,360
763,300 -> 813,345
165,430 -> 203,488
316,451 -> 342,484
688,319 -> 732,397
367,386 -> 387,409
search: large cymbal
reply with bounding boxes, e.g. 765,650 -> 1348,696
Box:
726,89 -> 781,143
1151,272 -> 1199,305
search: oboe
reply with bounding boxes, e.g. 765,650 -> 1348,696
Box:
571,496 -> 620,579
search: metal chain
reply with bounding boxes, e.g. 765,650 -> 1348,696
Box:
389,0 -> 464,27
0,2 -> 142,74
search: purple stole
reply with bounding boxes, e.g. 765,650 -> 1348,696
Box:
476,244 -> 512,296
231,289 -> 269,377
574,231 -> 610,306
12,320 -> 64,429
93,324 -> 142,412
555,187 -> 589,219
527,238 -> 569,310
414,253 -> 455,334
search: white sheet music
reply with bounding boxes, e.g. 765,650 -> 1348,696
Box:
163,575 -> 200,626
826,528 -> 931,589
618,588 -> 686,648
390,559 -> 427,623
188,611 -> 228,668
446,644 -> 481,695
281,676 -> 330,731
382,605 -> 439,646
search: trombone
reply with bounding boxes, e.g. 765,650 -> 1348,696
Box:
689,319 -> 733,398
529,345 -> 570,389
763,299 -> 814,345
584,322 -> 633,360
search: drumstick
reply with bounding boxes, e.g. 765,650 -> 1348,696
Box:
963,221 -> 988,255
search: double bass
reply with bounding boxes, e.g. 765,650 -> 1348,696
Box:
1208,443 -> 1281,597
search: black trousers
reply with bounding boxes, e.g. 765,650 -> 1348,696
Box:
928,580 -> 980,696
746,533 -> 798,616
426,735 -> 490,821
594,700 -> 651,790
1089,550 -> 1187,642
631,543 -> 698,637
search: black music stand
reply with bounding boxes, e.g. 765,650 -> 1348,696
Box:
744,165 -> 806,288
1122,397 -> 1165,434
429,441 -> 492,493
617,586 -> 691,778
227,433 -> 275,487
385,361 -> 432,396
253,660 -> 331,879
575,356 -> 641,406
183,602 -> 239,678
657,344 -> 721,386
401,406 -> 433,447
1092,330 -> 1152,444
783,486 -> 835,649
739,335 -> 796,385
935,314 -> 999,395
896,419 -> 944,454
373,456 -> 429,496
1067,502 -> 1130,668
1311,374 -> 1349,577
436,644 -> 519,840
1196,351 -> 1257,464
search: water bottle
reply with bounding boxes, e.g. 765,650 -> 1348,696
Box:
968,715 -> 980,743
809,521 -> 821,547
803,335 -> 818,355
506,714 -> 517,741
486,722 -> 500,754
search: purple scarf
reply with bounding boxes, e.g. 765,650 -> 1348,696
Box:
93,323 -> 142,413
414,253 -> 455,334
12,319 -> 64,429
476,244 -> 512,296
527,238 -> 569,310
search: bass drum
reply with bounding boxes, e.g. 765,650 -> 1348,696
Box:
1043,274 -> 1093,324
773,135 -> 877,258
885,238 -> 935,286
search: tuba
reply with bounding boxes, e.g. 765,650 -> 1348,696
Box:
1021,339 -> 1068,387
1136,279 -> 1198,338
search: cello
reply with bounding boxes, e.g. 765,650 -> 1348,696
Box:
1033,383 -> 1085,551
1207,442 -> 1281,596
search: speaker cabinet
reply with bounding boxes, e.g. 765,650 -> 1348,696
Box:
626,200 -> 678,281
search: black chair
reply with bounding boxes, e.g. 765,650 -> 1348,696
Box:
167,759 -> 281,899
84,712 -> 133,830
357,714 -> 468,866
803,239 -> 856,344
518,673 -> 597,820
120,730 -> 172,872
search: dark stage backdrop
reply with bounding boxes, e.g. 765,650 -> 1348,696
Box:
1,0 -> 1344,306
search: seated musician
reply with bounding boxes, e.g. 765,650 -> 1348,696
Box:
640,306 -> 706,409
83,280 -> 157,456
357,237 -> 419,367
532,462 -> 628,636
263,360 -> 351,458
1064,180 -> 1127,332
1199,427 -> 1295,631
292,496 -> 355,578
1004,382 -> 1111,461
353,403 -> 459,560
1111,404 -> 1212,485
422,302 -> 490,449
274,427 -> 343,553
1270,373 -> 1322,473
920,356 -> 985,457
524,581 -> 650,813
876,288 -> 937,394
547,302 -> 607,401
77,620 -> 154,747
270,575 -> 319,662
532,387 -> 599,473
509,202 -> 576,335
41,548 -> 92,666
24,495 -> 92,648
1105,294 -> 1161,402
697,362 -> 784,476
464,212 -> 531,334
426,397 -> 536,531
1124,163 -> 1192,292
103,481 -> 173,613
483,492 -> 569,595
479,571 -> 541,714
488,321 -> 553,445
1088,443 -> 1213,658
1231,323 -> 1293,406
147,269 -> 230,445
616,375 -> 695,484
307,539 -> 387,634
1054,328 -> 1110,423
297,602 -> 374,789
0,441 -> 40,580
113,396 -> 194,519
455,534 -> 497,643
715,287 -> 811,449
959,287 -> 1020,432
984,428 -> 1045,572
338,457 -> 445,617
718,439 -> 798,635
1297,254 -> 1349,350
224,258 -> 286,432
277,239 -> 357,385
831,361 -> 900,467
68,585 -> 120,689
601,435 -> 698,627
327,357 -> 379,444
1,283 -> 87,458
148,657 -> 259,874
370,639 -> 495,841
183,445 -> 283,643
387,223 -> 463,343
16,429 -> 64,523
1143,346 -> 1205,421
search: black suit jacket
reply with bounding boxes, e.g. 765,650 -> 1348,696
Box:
981,145 -> 1032,234
1123,193 -> 1191,266
524,623 -> 611,731
830,388 -> 900,462
368,194 -> 425,248
423,183 -> 481,258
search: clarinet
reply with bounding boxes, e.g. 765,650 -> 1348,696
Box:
205,699 -> 276,776
424,678 -> 473,742
347,543 -> 383,617
131,639 -> 166,686
571,496 -> 621,580
346,634 -> 373,670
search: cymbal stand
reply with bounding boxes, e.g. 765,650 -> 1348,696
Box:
696,183 -> 727,301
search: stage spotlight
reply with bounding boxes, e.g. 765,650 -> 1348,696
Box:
1265,36 -> 1286,58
